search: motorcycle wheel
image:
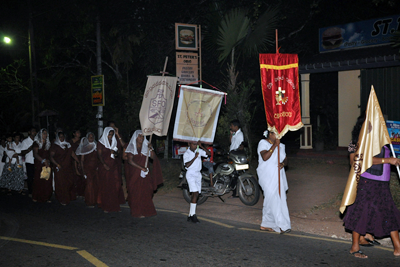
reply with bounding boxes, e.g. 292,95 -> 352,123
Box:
182,189 -> 208,205
238,176 -> 260,206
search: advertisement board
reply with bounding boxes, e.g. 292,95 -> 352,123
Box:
175,23 -> 198,51
91,75 -> 105,106
176,52 -> 198,84
386,120 -> 400,158
319,14 -> 400,52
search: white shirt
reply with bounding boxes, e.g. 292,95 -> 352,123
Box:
21,136 -> 35,164
183,148 -> 207,173
230,128 -> 244,151
6,142 -> 23,164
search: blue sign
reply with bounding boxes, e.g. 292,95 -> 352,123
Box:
387,120 -> 400,158
319,14 -> 400,53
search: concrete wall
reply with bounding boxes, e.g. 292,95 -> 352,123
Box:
338,70 -> 361,147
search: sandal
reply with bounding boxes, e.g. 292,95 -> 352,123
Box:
365,238 -> 381,246
260,226 -> 274,232
350,250 -> 368,259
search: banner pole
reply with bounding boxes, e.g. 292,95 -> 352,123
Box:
199,25 -> 202,88
278,141 -> 281,197
145,57 -> 169,169
389,144 -> 400,178
275,29 -> 278,54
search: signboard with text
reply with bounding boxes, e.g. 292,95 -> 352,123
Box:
176,52 -> 198,84
91,75 -> 104,106
319,14 -> 400,52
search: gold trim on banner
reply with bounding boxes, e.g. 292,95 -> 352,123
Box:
268,121 -> 304,139
260,63 -> 298,70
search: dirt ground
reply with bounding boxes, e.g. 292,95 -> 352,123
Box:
155,155 -> 397,248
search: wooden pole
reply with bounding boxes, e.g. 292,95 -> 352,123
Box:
275,29 -> 278,53
145,56 -> 169,169
199,25 -> 202,88
278,142 -> 281,197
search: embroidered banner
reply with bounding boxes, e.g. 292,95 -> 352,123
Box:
339,86 -> 391,213
259,53 -> 303,138
173,85 -> 225,144
139,76 -> 178,136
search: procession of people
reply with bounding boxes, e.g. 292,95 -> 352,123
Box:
0,124 -> 163,218
1,114 -> 400,259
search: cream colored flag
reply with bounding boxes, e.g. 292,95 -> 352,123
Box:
339,86 -> 391,213
139,76 -> 177,136
173,85 -> 225,144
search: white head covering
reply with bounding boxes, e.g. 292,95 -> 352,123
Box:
99,127 -> 118,151
125,130 -> 149,156
75,132 -> 97,155
263,130 -> 269,138
54,132 -> 71,149
34,128 -> 51,150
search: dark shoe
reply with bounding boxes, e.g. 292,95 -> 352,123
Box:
187,214 -> 200,224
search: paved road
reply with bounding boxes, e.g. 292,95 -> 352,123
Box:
0,193 -> 398,267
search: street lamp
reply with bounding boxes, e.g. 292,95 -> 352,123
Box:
3,36 -> 11,44
2,35 -> 36,126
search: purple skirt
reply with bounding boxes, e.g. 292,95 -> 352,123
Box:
343,177 -> 400,237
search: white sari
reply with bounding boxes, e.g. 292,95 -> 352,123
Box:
256,139 -> 290,232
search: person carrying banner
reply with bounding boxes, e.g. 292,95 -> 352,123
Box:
257,130 -> 290,234
124,130 -> 163,218
344,114 -> 400,258
183,140 -> 211,223
340,86 -> 400,258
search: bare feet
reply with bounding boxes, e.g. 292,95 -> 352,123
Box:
394,249 -> 400,257
350,250 -> 368,259
260,226 -> 274,232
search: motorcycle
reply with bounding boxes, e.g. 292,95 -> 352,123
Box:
178,149 -> 260,206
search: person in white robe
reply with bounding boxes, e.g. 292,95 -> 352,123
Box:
257,130 -> 291,234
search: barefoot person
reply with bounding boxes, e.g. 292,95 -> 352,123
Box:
344,114 -> 400,258
183,140 -> 211,223
257,130 -> 290,234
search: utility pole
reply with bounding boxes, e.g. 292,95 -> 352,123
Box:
96,14 -> 103,138
28,0 -> 38,127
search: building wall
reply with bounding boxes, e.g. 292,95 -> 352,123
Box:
338,70 -> 361,147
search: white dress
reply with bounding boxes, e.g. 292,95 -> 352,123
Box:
256,139 -> 291,232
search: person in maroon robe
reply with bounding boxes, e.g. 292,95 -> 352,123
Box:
70,129 -> 85,197
107,121 -> 126,199
32,129 -> 53,203
124,130 -> 163,217
97,127 -> 125,213
76,132 -> 99,207
50,132 -> 79,205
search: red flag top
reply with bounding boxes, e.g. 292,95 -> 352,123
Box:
259,53 -> 303,138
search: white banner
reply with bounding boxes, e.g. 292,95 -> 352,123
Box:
139,76 -> 177,136
173,85 -> 225,144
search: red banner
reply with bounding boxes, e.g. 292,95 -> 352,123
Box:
259,53 -> 303,138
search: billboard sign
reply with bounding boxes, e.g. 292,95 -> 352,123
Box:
319,14 -> 400,52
